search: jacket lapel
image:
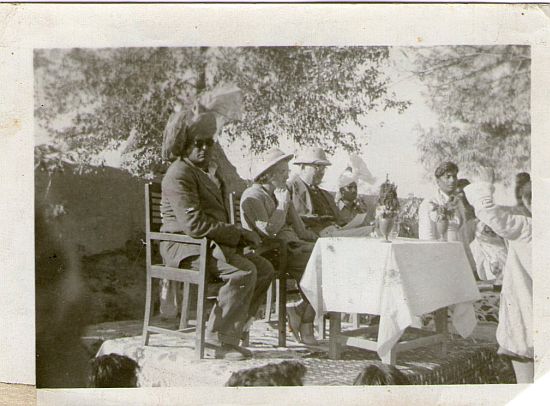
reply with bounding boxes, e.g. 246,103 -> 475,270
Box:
298,177 -> 313,213
184,159 -> 225,206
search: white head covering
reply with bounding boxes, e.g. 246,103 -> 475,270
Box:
253,148 -> 294,181
293,147 -> 332,166
337,154 -> 377,189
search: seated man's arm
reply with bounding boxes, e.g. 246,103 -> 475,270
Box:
164,170 -> 241,247
240,195 -> 287,239
288,203 -> 318,241
322,189 -> 346,227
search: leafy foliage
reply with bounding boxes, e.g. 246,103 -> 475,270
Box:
429,200 -> 456,222
409,45 -> 530,183
398,197 -> 422,238
35,47 -> 410,178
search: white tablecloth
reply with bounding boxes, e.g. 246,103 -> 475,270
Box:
300,237 -> 481,358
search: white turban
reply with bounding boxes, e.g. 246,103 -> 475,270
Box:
337,154 -> 377,189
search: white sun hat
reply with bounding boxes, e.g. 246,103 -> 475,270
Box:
253,148 -> 294,181
293,147 -> 332,166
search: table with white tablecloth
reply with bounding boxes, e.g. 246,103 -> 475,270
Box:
300,237 -> 481,364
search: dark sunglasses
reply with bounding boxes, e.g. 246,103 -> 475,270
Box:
193,139 -> 214,148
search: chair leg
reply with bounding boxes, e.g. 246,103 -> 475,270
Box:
264,281 -> 274,322
278,275 -> 287,347
323,315 -> 328,339
351,313 -> 360,329
274,278 -> 281,320
195,285 -> 208,360
179,282 -> 191,330
241,331 -> 250,347
142,276 -> 154,346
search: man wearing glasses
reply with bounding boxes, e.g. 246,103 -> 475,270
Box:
160,111 -> 274,360
288,147 -> 345,234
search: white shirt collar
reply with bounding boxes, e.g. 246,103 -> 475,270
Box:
437,188 -> 452,203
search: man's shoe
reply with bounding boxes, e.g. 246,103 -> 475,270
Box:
241,331 -> 250,347
205,336 -> 251,360
299,322 -> 320,346
215,345 -> 247,361
286,305 -> 302,343
241,317 -> 254,347
228,343 -> 253,358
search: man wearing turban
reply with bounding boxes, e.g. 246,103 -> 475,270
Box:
159,110 -> 274,360
335,154 -> 376,225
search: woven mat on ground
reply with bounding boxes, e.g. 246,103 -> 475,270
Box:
301,339 -> 515,385
94,327 -> 514,386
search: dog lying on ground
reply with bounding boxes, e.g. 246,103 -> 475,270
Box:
225,360 -> 307,386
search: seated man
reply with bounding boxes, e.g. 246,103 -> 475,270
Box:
418,161 -> 476,270
240,148 -> 319,345
418,161 -> 463,241
336,175 -> 370,225
288,147 -> 372,237
160,111 -> 274,360
288,147 -> 343,234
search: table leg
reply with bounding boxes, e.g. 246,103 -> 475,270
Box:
380,349 -> 397,365
434,307 -> 448,356
328,312 -> 342,360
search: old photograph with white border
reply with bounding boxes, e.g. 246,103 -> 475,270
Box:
1,4 -> 550,405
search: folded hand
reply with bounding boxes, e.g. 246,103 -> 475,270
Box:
241,229 -> 262,248
274,188 -> 291,207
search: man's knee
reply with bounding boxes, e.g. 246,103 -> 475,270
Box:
230,256 -> 258,286
254,255 -> 275,282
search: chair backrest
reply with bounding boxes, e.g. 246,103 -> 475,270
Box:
145,182 -> 163,233
229,192 -> 241,226
144,182 -> 210,274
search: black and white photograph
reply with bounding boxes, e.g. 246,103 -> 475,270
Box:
1,4 -> 550,405
34,44 -> 531,388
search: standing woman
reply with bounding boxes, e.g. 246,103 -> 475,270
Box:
240,148 -> 320,345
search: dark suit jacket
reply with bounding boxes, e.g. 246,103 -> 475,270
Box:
287,175 -> 343,231
160,158 -> 241,267
287,175 -> 340,217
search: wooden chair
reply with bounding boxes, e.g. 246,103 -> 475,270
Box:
229,192 -> 294,348
142,182 -> 218,359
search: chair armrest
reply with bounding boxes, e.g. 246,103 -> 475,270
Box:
150,232 -> 206,245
